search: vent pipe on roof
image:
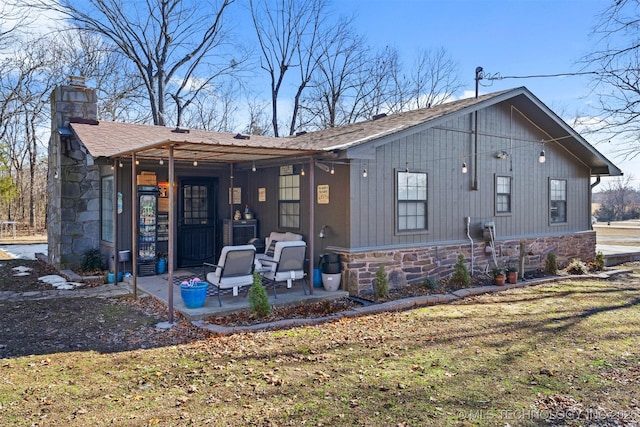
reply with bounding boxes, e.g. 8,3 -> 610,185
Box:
67,76 -> 87,88
372,113 -> 387,120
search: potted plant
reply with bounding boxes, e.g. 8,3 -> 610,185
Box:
505,265 -> 518,284
491,267 -> 505,286
179,277 -> 208,308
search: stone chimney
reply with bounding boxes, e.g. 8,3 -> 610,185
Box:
47,77 -> 99,269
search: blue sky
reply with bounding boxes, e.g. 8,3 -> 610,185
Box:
332,0 -> 638,185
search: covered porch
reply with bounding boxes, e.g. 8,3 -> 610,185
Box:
131,270 -> 349,321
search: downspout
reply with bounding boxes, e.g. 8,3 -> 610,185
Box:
466,216 -> 474,274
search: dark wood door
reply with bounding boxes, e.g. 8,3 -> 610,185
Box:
178,178 -> 217,268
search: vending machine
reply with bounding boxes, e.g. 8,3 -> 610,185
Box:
138,186 -> 158,276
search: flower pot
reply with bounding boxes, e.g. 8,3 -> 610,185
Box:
180,282 -> 209,308
322,273 -> 341,291
506,271 -> 517,284
494,274 -> 505,286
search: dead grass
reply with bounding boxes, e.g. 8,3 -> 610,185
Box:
1,271 -> 639,426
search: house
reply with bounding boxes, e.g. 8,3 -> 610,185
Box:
47,79 -> 621,296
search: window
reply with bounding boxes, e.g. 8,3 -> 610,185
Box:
101,175 -> 114,242
550,179 -> 567,223
496,176 -> 511,214
279,174 -> 300,229
397,171 -> 427,232
182,184 -> 208,225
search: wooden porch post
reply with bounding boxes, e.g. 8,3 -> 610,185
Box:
308,157 -> 314,295
112,159 -> 119,283
131,153 -> 137,297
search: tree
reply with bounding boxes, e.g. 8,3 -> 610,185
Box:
583,0 -> 640,160
594,175 -> 640,221
249,0 -> 329,136
30,0 -> 242,126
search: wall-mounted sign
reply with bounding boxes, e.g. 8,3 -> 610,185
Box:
317,184 -> 329,204
228,187 -> 242,204
258,187 -> 266,202
280,165 -> 293,175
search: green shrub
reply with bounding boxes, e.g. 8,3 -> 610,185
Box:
422,276 -> 439,292
567,258 -> 589,275
248,272 -> 271,318
544,252 -> 558,275
593,251 -> 605,271
450,253 -> 471,288
374,265 -> 388,300
80,248 -> 104,273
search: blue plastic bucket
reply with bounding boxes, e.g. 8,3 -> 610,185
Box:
313,268 -> 322,288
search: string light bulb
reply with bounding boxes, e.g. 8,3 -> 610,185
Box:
330,163 -> 335,174
119,160 -> 123,168
159,158 -> 164,165
405,162 -> 409,173
362,168 -> 367,178
252,161 -> 256,172
538,149 -> 546,163
193,160 -> 198,166
300,166 -> 305,176
462,161 -> 468,174
135,159 -> 139,165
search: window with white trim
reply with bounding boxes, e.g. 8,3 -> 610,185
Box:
279,174 -> 300,229
397,171 -> 427,232
550,179 -> 567,223
496,176 -> 511,214
101,175 -> 114,242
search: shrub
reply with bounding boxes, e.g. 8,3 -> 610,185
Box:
567,258 -> 589,275
593,251 -> 605,271
544,252 -> 558,275
450,253 -> 471,288
80,248 -> 104,273
374,265 -> 389,300
422,276 -> 439,292
248,272 -> 271,318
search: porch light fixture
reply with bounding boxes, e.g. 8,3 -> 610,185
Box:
462,161 -> 468,174
159,158 -> 164,165
252,161 -> 256,172
538,149 -> 546,163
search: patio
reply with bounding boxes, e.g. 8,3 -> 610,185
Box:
130,270 -> 349,321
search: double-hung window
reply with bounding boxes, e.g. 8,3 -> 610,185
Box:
101,175 -> 114,242
550,179 -> 567,223
496,176 -> 511,214
279,174 -> 300,229
397,171 -> 427,232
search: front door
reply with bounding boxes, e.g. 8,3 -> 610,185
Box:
178,178 -> 217,268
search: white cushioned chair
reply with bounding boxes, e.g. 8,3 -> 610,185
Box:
256,231 -> 304,263
203,245 -> 256,306
260,240 -> 307,298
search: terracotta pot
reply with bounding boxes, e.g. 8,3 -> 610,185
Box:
494,274 -> 505,286
506,271 -> 517,284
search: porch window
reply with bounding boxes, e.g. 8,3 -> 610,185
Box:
397,171 -> 427,232
496,176 -> 511,214
101,175 -> 114,242
550,179 -> 567,223
279,174 -> 300,229
182,184 -> 209,225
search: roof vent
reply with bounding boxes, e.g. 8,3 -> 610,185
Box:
234,133 -> 250,140
172,127 -> 190,134
295,131 -> 307,136
372,113 -> 387,120
69,117 -> 99,125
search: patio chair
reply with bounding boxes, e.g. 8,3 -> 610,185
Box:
259,240 -> 307,298
203,245 -> 256,306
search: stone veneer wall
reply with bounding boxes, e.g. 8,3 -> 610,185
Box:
339,232 -> 596,296
47,83 -> 99,269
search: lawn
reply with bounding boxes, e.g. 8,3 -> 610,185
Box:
1,271 -> 639,426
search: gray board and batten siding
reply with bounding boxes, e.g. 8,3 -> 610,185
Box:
347,100 -> 593,251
